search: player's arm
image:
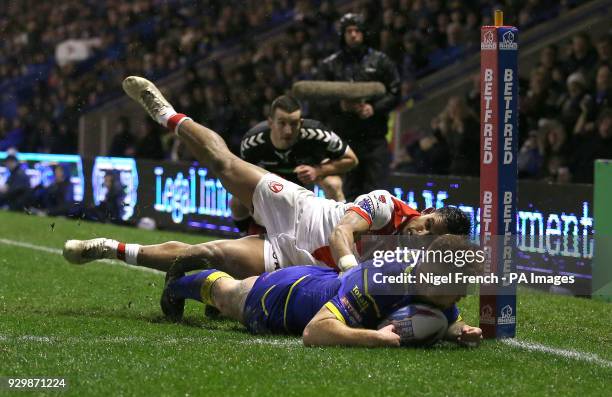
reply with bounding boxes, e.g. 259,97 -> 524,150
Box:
445,320 -> 483,347
330,191 -> 394,271
329,211 -> 370,272
295,129 -> 358,184
316,146 -> 358,178
295,147 -> 357,184
302,304 -> 400,347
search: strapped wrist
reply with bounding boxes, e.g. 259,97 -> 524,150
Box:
338,254 -> 358,272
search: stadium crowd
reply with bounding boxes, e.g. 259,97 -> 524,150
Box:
0,0 -> 301,154
0,0 -> 609,187
396,30 -> 612,183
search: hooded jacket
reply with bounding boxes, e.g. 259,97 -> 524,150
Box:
316,16 -> 400,142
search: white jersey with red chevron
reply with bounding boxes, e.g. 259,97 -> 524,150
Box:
252,174 -> 421,271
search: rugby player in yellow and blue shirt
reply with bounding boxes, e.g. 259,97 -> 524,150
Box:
162,235 -> 483,347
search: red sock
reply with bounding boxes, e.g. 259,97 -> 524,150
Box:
116,242 -> 140,265
167,113 -> 192,134
117,243 -> 126,261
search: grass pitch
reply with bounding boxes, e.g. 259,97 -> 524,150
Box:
0,211 -> 610,396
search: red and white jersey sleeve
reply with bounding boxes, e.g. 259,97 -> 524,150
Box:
347,190 -> 420,232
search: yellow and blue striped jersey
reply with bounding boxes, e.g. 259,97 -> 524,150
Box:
242,261 -> 459,335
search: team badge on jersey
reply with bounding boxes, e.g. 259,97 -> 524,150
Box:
268,181 -> 284,193
357,197 -> 375,220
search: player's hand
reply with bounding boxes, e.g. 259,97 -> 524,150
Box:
294,165 -> 319,184
357,103 -> 374,119
457,325 -> 483,347
340,99 -> 362,113
376,324 -> 401,347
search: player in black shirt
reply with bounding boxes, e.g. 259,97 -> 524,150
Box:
232,95 -> 358,233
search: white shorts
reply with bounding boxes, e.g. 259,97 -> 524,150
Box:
252,173 -> 318,272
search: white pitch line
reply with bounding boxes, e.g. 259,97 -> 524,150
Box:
0,238 -> 61,255
0,334 -> 301,348
4,334 -> 611,359
502,339 -> 612,369
2,238 -> 611,361
246,338 -> 302,347
0,238 -> 162,275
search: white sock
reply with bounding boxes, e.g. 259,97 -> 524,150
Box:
124,244 -> 141,265
114,242 -> 141,264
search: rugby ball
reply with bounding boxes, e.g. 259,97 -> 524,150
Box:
377,304 -> 448,347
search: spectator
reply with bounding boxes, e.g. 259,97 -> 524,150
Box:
90,172 -> 126,223
403,125 -> 451,175
0,154 -> 32,211
440,96 -> 480,176
557,72 -> 593,133
0,119 -> 25,151
379,28 -> 401,64
537,120 -> 570,182
135,118 -> 165,160
41,165 -> 76,217
465,73 -> 480,114
315,0 -> 339,28
400,32 -> 428,79
30,120 -> 63,154
463,10 -> 481,48
108,117 -> 136,157
563,32 -> 598,77
518,130 -> 543,179
316,13 -> 400,200
536,44 -> 565,95
595,34 -> 612,65
446,22 -> 464,52
522,68 -> 557,132
593,64 -> 611,116
571,109 -> 612,183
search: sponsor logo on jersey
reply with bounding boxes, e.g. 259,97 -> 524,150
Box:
268,181 -> 284,193
350,285 -> 369,311
378,195 -> 386,203
341,296 -> 363,323
357,197 -> 375,220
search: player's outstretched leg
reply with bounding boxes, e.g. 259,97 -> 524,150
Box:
161,269 -> 256,322
122,76 -> 265,207
62,236 -> 265,277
